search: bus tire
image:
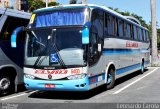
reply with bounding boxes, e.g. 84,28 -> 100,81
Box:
106,69 -> 115,90
140,61 -> 145,74
0,76 -> 14,96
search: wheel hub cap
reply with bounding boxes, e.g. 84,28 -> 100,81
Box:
0,78 -> 10,90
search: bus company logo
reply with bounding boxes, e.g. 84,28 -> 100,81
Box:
48,74 -> 52,79
126,41 -> 138,48
35,69 -> 68,74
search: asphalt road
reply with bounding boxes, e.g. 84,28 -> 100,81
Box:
0,67 -> 160,109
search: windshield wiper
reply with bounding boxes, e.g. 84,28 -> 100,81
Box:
33,45 -> 48,69
32,33 -> 48,69
50,29 -> 66,69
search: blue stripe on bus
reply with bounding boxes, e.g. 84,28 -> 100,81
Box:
89,73 -> 105,85
103,49 -> 150,55
144,60 -> 150,65
116,63 -> 141,75
89,61 -> 150,85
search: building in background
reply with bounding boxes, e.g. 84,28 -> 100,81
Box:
0,0 -> 11,8
13,0 -> 28,12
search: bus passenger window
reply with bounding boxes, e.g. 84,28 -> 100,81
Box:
104,13 -> 108,36
123,23 -> 127,37
133,26 -> 138,40
143,30 -> 146,42
107,16 -> 114,36
91,10 -> 104,39
136,27 -> 140,40
139,28 -> 143,41
126,23 -> 131,39
118,20 -> 124,37
114,18 -> 118,36
130,25 -> 134,39
146,31 -> 150,42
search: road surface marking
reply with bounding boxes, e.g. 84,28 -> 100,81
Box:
0,90 -> 37,101
113,68 -> 159,94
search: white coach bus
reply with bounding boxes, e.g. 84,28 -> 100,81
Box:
0,8 -> 31,95
11,4 -> 150,91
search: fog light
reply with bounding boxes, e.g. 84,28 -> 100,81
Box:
25,74 -> 35,79
67,74 -> 86,80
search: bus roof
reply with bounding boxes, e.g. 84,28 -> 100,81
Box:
33,4 -> 148,30
0,8 -> 31,19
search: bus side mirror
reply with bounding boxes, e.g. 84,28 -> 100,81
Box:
11,26 -> 24,48
82,28 -> 89,44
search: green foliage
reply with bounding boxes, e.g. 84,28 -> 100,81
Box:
48,2 -> 60,7
28,0 -> 59,12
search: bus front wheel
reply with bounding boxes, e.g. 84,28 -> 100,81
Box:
106,69 -> 115,89
0,76 -> 14,96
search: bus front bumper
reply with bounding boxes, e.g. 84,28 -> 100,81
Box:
24,76 -> 89,91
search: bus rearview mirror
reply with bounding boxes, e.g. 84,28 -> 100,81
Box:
82,28 -> 89,44
11,26 -> 24,48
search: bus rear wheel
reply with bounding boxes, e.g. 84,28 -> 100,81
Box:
140,61 -> 145,74
106,69 -> 115,89
0,76 -> 14,96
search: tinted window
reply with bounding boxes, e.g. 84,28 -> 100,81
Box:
0,16 -> 29,41
143,29 -> 146,41
139,28 -> 143,41
126,23 -> 131,38
130,25 -> 133,39
133,26 -> 138,40
92,10 -> 104,39
118,19 -> 124,37
146,31 -> 150,42
114,18 -> 118,36
107,15 -> 114,36
123,23 -> 126,37
137,27 -> 140,40
104,13 -> 108,36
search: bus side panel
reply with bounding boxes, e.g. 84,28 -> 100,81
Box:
103,38 -> 150,79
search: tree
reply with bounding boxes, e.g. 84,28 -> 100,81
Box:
28,0 -> 59,12
48,2 -> 60,7
69,0 -> 77,4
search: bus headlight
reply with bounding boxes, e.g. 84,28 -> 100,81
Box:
25,74 -> 35,79
67,74 -> 86,80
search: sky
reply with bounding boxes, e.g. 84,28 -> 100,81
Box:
57,0 -> 160,28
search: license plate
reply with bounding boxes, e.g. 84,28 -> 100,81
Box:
45,84 -> 55,88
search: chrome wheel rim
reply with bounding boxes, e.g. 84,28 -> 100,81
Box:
0,78 -> 10,90
107,74 -> 112,84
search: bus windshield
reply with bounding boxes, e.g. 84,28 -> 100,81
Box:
25,28 -> 86,67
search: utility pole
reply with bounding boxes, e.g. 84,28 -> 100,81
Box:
46,0 -> 48,7
151,0 -> 158,66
